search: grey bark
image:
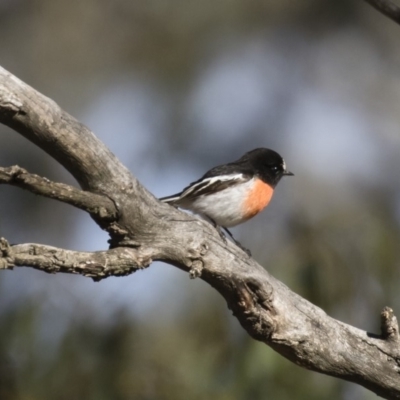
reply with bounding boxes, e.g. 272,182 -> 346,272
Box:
0,66 -> 399,399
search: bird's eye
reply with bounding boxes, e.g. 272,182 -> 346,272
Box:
271,166 -> 278,171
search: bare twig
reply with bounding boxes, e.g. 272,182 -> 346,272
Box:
0,238 -> 150,280
364,0 -> 400,25
0,165 -> 118,220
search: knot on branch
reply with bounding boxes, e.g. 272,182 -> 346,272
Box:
0,237 -> 10,255
381,306 -> 400,343
186,242 -> 208,278
0,237 -> 13,269
230,277 -> 276,342
0,165 -> 27,181
107,226 -> 133,248
0,89 -> 24,115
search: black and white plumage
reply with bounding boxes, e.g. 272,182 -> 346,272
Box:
160,148 -> 293,229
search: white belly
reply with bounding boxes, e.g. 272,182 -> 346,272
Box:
179,179 -> 256,227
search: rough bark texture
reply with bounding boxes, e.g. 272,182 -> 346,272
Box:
0,238 -> 148,279
0,165 -> 117,221
0,66 -> 399,399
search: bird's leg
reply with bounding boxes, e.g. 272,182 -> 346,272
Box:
208,218 -> 251,256
222,227 -> 252,257
208,218 -> 227,244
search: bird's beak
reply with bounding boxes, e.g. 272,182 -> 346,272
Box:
283,170 -> 294,176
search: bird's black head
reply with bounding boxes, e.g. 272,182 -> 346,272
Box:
239,148 -> 294,187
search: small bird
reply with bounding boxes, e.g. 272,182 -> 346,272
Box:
160,148 -> 293,254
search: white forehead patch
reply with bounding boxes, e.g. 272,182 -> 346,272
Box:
282,160 -> 287,171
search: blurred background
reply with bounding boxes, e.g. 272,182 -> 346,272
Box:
0,0 -> 400,399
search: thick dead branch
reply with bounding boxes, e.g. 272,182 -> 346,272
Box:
1,66 -> 400,399
0,165 -> 118,221
0,67 -> 132,193
364,0 -> 400,25
0,238 -> 150,280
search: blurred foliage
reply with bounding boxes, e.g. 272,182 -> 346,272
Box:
0,0 -> 399,399
0,294 -> 357,400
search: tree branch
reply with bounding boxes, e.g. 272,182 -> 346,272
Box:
1,66 -> 400,399
0,237 -> 150,280
364,0 -> 400,25
0,165 -> 118,221
0,66 -> 132,193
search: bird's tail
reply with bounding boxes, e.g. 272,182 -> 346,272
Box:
159,193 -> 181,204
